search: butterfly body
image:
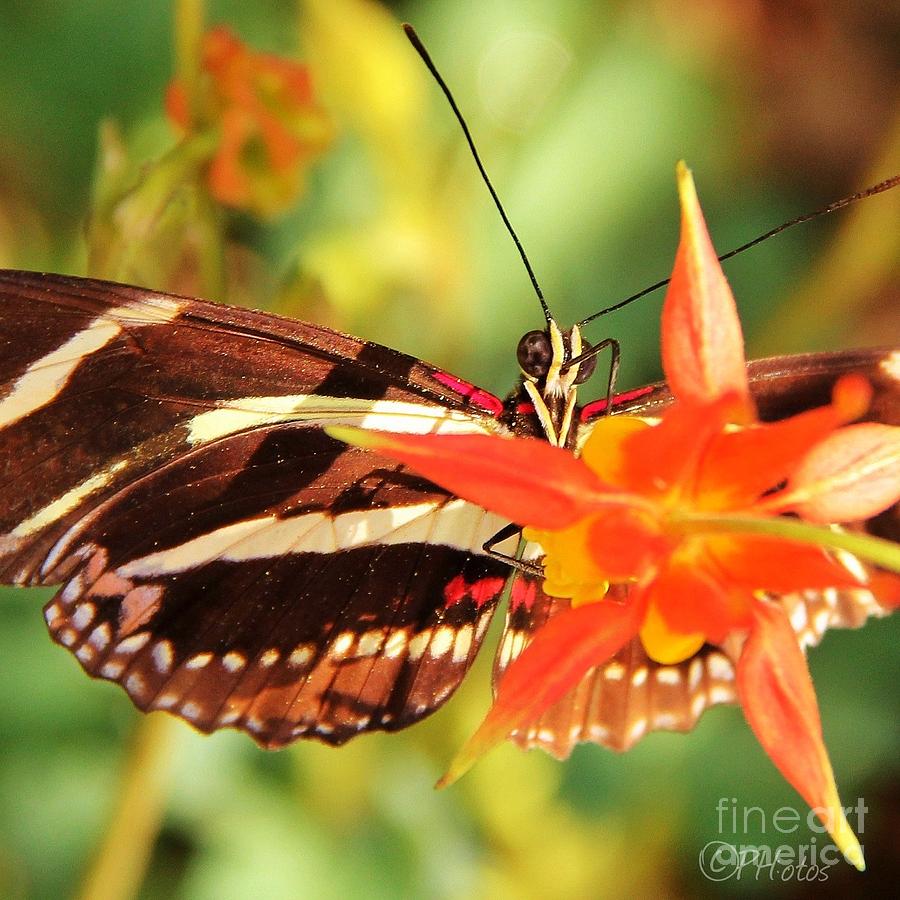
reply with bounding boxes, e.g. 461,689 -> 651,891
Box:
0,270 -> 894,751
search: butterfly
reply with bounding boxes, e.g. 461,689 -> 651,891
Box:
0,268 -> 895,753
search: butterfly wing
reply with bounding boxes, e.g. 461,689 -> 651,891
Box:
0,270 -> 516,746
495,348 -> 899,758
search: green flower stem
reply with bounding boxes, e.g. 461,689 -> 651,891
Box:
669,512 -> 900,573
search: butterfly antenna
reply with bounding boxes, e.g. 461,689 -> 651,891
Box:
403,24 -> 553,325
577,171 -> 900,328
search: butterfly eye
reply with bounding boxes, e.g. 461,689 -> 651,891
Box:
572,340 -> 598,384
517,329 -> 552,378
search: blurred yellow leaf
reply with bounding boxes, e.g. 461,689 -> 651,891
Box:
300,0 -> 429,190
296,0 -> 474,345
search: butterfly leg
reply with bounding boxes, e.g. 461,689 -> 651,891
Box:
565,337 -> 621,412
482,523 -> 543,576
599,338 -> 621,411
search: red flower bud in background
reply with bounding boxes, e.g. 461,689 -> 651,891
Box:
167,27 -> 332,217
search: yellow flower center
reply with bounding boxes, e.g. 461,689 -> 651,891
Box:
639,600 -> 706,664
523,520 -> 610,608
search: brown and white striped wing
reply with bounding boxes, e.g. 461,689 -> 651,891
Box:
497,348 -> 899,759
0,270 -> 515,746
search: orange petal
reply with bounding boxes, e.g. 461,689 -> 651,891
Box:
438,595 -> 645,787
257,107 -> 303,173
869,571 -> 900,610
208,108 -> 254,206
203,26 -> 247,89
639,597 -> 705,665
787,422 -> 900,522
620,393 -> 736,498
587,507 -> 669,581
705,534 -> 866,593
254,51 -> 315,108
164,81 -> 190,130
326,427 -> 611,530
737,600 -> 864,869
695,376 -> 872,510
646,557 -> 751,643
661,163 -> 751,411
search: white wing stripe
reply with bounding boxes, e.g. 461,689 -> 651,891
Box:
0,299 -> 181,429
185,395 -> 497,445
10,460 -> 129,539
116,499 -> 515,578
0,318 -> 119,427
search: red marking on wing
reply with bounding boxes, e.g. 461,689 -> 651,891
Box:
444,574 -> 506,609
432,372 -> 503,416
516,401 -> 535,415
471,576 -> 506,606
443,574 -> 468,606
580,385 -> 656,420
510,576 -> 538,612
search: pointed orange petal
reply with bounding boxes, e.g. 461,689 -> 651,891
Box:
661,163 -> 751,411
326,427 -> 609,530
787,422 -> 900,522
706,535 -> 865,593
696,375 -> 872,510
737,600 -> 864,869
438,596 -> 645,787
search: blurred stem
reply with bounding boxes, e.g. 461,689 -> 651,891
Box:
88,130 -> 221,285
194,188 -> 228,300
76,715 -> 178,900
752,112 -> 900,355
174,0 -> 206,129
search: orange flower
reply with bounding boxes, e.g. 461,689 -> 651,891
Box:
329,164 -> 900,869
166,26 -> 332,216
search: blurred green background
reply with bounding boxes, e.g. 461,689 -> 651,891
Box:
0,1 -> 898,898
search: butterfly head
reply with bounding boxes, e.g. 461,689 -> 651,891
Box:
517,320 -> 597,392
516,319 -> 597,447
